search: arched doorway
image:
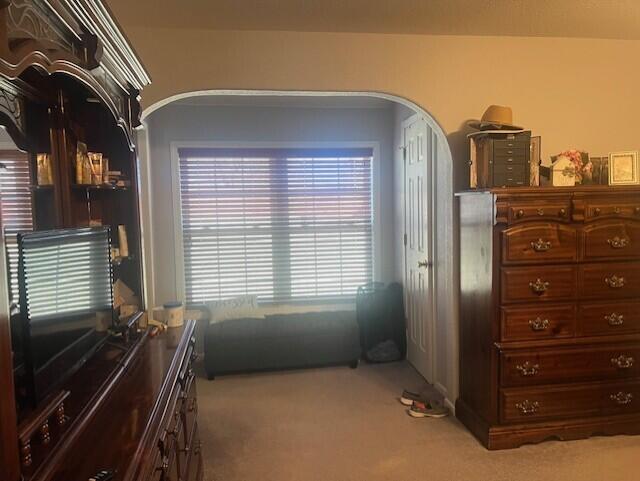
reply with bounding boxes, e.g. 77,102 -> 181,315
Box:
137,90 -> 458,408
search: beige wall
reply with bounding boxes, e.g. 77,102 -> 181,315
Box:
132,26 -> 639,405
131,27 -> 640,186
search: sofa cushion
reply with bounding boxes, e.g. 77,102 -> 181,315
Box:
204,310 -> 360,376
207,295 -> 264,323
206,311 -> 357,341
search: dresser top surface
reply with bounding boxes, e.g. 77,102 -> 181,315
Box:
34,322 -> 195,481
456,185 -> 640,197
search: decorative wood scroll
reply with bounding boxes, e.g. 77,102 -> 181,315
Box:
0,0 -> 150,145
0,77 -> 24,135
6,0 -> 82,56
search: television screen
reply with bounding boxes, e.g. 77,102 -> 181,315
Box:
18,227 -> 114,404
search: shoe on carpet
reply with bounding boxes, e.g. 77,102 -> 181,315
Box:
408,401 -> 450,418
400,389 -> 431,406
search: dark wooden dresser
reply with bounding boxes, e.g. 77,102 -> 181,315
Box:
18,321 -> 203,481
457,186 -> 640,449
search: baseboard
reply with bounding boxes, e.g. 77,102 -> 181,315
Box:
433,381 -> 455,414
444,397 -> 456,415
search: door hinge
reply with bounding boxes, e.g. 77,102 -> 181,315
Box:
402,146 -> 407,161
403,233 -> 407,246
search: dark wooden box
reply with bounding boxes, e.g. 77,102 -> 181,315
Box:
469,131 -> 532,188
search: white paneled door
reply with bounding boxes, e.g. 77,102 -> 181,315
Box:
403,116 -> 435,382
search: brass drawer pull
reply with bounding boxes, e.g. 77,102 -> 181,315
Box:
605,313 -> 625,326
610,392 -> 633,405
516,400 -> 539,415
611,355 -> 635,369
614,207 -> 621,214
530,238 -> 552,252
559,208 -> 567,217
607,236 -> 630,249
528,317 -> 550,331
537,208 -> 545,216
605,275 -> 625,289
529,278 -> 550,294
516,361 -> 539,377
594,207 -> 601,216
516,209 -> 525,219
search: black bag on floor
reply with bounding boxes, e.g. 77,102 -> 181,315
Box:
356,282 -> 406,362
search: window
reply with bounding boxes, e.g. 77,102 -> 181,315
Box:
0,150 -> 34,302
177,147 -> 374,304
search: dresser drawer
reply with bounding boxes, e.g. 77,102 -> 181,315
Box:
507,202 -> 571,224
181,370 -> 198,446
493,139 -> 530,151
501,266 -> 577,303
578,300 -> 640,336
493,164 -> 527,176
581,221 -> 640,261
158,385 -> 183,457
501,304 -> 575,341
579,263 -> 640,300
185,425 -> 203,481
493,174 -> 527,187
582,202 -> 640,221
500,381 -> 640,423
500,344 -> 640,387
502,223 -> 577,265
493,153 -> 528,166
493,153 -> 528,165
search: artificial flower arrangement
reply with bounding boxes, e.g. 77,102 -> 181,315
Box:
550,149 -> 593,185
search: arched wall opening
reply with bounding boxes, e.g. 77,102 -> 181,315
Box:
137,90 -> 458,408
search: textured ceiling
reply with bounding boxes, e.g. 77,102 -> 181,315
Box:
105,0 -> 640,39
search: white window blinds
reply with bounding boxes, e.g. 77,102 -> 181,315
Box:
0,150 -> 34,301
178,147 -> 373,304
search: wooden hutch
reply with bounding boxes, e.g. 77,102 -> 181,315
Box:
0,1 -> 203,480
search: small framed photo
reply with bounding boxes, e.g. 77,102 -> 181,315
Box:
529,136 -> 541,186
609,151 -> 639,185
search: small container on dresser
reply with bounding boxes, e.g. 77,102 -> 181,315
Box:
469,131 -> 532,188
456,186 -> 640,449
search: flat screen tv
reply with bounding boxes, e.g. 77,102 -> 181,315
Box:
17,227 -> 114,406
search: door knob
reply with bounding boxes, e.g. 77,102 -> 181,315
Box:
417,260 -> 432,268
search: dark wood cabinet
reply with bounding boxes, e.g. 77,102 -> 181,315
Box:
33,322 -> 203,481
457,186 -> 640,449
0,1 -> 180,479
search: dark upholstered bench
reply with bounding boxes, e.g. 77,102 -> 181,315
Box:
203,311 -> 360,378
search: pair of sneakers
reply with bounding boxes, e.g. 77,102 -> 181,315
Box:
400,390 -> 450,418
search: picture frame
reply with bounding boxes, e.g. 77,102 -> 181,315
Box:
529,136 -> 541,186
590,156 -> 609,185
608,151 -> 639,185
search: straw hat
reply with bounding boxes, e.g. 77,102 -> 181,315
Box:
468,105 -> 522,130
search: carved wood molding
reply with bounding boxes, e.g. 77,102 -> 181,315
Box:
0,0 -> 149,148
0,77 -> 30,150
0,77 -> 24,135
6,0 -> 82,56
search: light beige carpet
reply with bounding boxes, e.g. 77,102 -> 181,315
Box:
196,362 -> 639,481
